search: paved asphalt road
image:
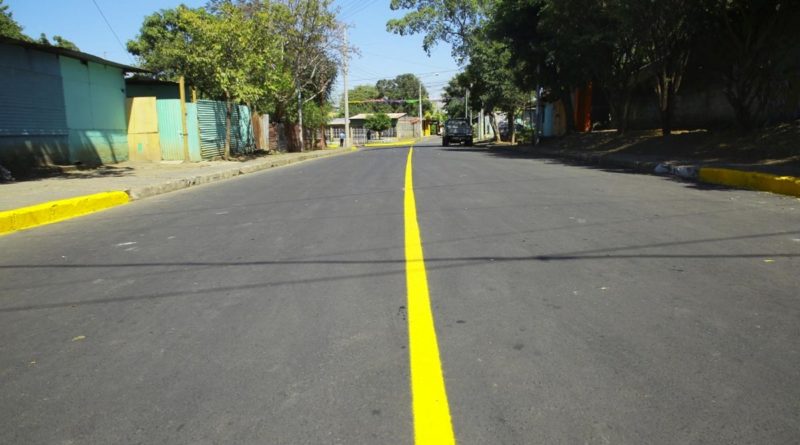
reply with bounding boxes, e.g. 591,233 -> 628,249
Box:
2,137 -> 799,444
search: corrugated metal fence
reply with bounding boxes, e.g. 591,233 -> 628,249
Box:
196,100 -> 256,159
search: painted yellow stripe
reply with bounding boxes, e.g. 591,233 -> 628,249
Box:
404,147 -> 456,445
0,191 -> 129,235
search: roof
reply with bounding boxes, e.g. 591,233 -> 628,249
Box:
125,78 -> 179,86
349,113 -> 407,120
0,36 -> 150,73
328,118 -> 346,126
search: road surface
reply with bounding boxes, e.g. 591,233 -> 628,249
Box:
2,137 -> 799,444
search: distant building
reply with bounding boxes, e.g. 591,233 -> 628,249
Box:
326,113 -> 416,145
0,36 -> 148,171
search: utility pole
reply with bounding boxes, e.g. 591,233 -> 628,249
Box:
464,89 -> 469,119
178,76 -> 190,161
418,81 -> 423,138
479,105 -> 484,141
343,26 -> 350,149
297,88 -> 303,150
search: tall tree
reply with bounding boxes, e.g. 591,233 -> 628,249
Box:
627,0 -> 706,136
128,3 -> 283,158
704,0 -> 800,130
386,0 -> 493,62
375,73 -> 432,115
270,0 -> 341,151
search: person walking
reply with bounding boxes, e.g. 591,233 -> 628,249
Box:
339,131 -> 345,148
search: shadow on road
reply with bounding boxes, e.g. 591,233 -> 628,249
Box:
2,229 -> 797,313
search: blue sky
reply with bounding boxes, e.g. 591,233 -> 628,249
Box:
6,0 -> 459,99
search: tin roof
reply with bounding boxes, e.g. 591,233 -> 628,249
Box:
0,36 -> 150,73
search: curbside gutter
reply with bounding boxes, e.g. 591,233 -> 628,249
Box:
1,147 -> 355,235
0,191 -> 130,235
500,145 -> 800,199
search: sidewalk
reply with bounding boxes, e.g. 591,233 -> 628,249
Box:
0,147 -> 354,234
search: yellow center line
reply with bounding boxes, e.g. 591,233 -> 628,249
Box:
404,146 -> 456,445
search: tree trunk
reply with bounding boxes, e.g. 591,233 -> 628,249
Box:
318,125 -> 328,149
655,73 -> 676,137
560,88 -> 575,135
285,123 -> 301,152
509,109 -> 517,145
224,93 -> 232,160
489,112 -> 501,143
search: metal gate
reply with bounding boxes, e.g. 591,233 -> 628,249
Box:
197,99 -> 226,160
156,99 -> 183,160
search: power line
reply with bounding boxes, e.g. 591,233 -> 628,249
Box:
90,0 -> 135,64
350,68 -> 461,83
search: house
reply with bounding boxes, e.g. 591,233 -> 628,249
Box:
0,36 -> 149,172
326,112 -> 418,145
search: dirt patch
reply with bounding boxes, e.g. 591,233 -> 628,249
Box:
538,120 -> 800,168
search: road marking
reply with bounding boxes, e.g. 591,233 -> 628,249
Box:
404,147 -> 456,445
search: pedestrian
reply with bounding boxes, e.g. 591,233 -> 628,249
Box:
339,131 -> 345,147
367,130 -> 372,141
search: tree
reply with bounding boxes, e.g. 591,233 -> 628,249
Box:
270,0 -> 341,152
458,33 -> 529,143
36,33 -> 80,51
488,0 -> 579,133
128,3 -> 284,158
364,112 -> 392,138
343,74 -> 432,117
386,0 -> 492,62
0,0 -> 27,40
626,0 -> 707,136
375,73 -> 432,116
2,0 -> 79,49
704,0 -> 800,131
342,84 -> 391,115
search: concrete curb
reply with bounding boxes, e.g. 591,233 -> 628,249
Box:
124,148 -> 353,200
1,148 -> 353,235
698,168 -> 800,198
0,191 -> 130,235
364,139 -> 417,147
502,145 -> 800,199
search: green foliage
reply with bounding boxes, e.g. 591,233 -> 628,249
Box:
343,73 -> 431,116
386,0 -> 492,61
1,0 -> 79,48
701,0 -> 800,130
364,112 -> 393,134
0,0 -> 27,40
36,33 -> 80,51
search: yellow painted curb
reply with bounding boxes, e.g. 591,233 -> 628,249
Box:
365,139 -> 417,147
698,168 -> 800,198
0,191 -> 130,235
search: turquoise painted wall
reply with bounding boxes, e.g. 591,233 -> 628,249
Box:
0,42 -> 69,170
60,57 -> 129,164
186,103 -> 202,161
155,99 -> 184,161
